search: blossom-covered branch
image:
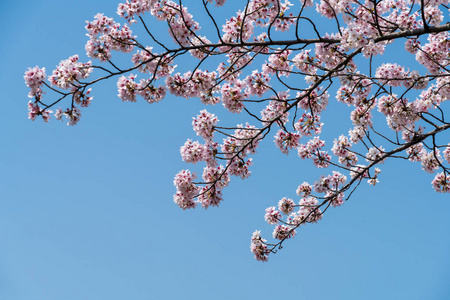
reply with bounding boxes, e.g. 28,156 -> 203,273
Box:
24,0 -> 450,262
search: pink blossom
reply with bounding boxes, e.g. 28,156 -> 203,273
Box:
189,36 -> 212,59
166,72 -> 190,98
296,182 -> 312,196
375,63 -> 408,87
117,74 -> 138,102
85,13 -> 115,37
24,66 -> 46,98
202,165 -> 230,190
222,11 -> 254,43
173,169 -> 198,195
362,40 -> 386,58
264,206 -> 281,225
250,230 -> 269,262
74,88 -> 93,107
294,113 -> 323,136
416,32 -> 450,74
328,192 -> 345,207
137,80 -> 166,103
173,191 -> 197,210
367,178 -> 379,186
49,55 -> 92,90
201,142 -> 219,167
311,151 -> 330,168
53,107 -> 82,126
263,49 -> 293,77
299,197 -> 322,223
274,129 -> 301,155
365,147 -> 386,164
350,105 -> 373,128
173,170 -> 199,210
132,47 -> 157,74
192,110 -> 218,141
407,144 -> 424,162
227,157 -> 253,179
420,150 -> 441,174
350,165 -> 369,179
292,50 -> 317,75
443,145 -> 450,163
180,140 -> 205,164
67,106 -> 82,126
27,102 -> 40,121
221,82 -> 246,113
109,23 -> 135,53
272,225 -> 296,240
405,39 -> 420,54
332,135 -> 352,157
198,185 -> 223,209
278,197 -> 295,215
117,0 -> 157,23
221,124 -> 261,158
431,172 -> 450,193
261,91 -> 290,125
245,70 -> 271,97
297,87 -> 329,114
338,152 -> 358,167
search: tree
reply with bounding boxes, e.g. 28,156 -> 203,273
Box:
24,0 -> 450,262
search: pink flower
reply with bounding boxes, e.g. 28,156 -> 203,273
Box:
27,102 -> 40,121
227,157 -> 253,179
24,66 -> 46,98
299,197 -> 322,223
192,110 -> 218,141
245,70 -> 271,97
221,82 -> 245,113
261,92 -> 290,125
328,192 -> 345,207
137,80 -> 166,104
332,135 -> 352,157
198,185 -> 223,209
443,144 -> 450,163
431,173 -> 450,193
272,225 -> 296,240
278,197 -> 295,215
264,206 -> 281,225
49,55 -> 92,89
274,129 -> 301,155
117,74 -> 138,102
294,113 -> 323,136
202,165 -> 230,190
250,231 -> 269,262
173,171 -> 199,209
296,182 -> 312,196
180,140 -> 205,164
263,49 -> 293,77
420,150 -> 441,174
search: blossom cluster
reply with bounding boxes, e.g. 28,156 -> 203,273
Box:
24,66 -> 46,98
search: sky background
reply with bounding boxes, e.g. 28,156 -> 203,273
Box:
1,1 -> 450,299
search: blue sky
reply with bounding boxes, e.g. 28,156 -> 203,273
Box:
1,1 -> 449,299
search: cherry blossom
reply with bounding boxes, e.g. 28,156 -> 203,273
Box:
49,55 -> 92,90
278,197 -> 295,215
250,230 -> 269,262
274,129 -> 301,154
272,225 -> 296,240
264,206 -> 281,225
432,172 -> 450,193
24,66 -> 46,98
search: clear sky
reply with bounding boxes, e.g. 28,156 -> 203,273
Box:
1,1 -> 449,299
